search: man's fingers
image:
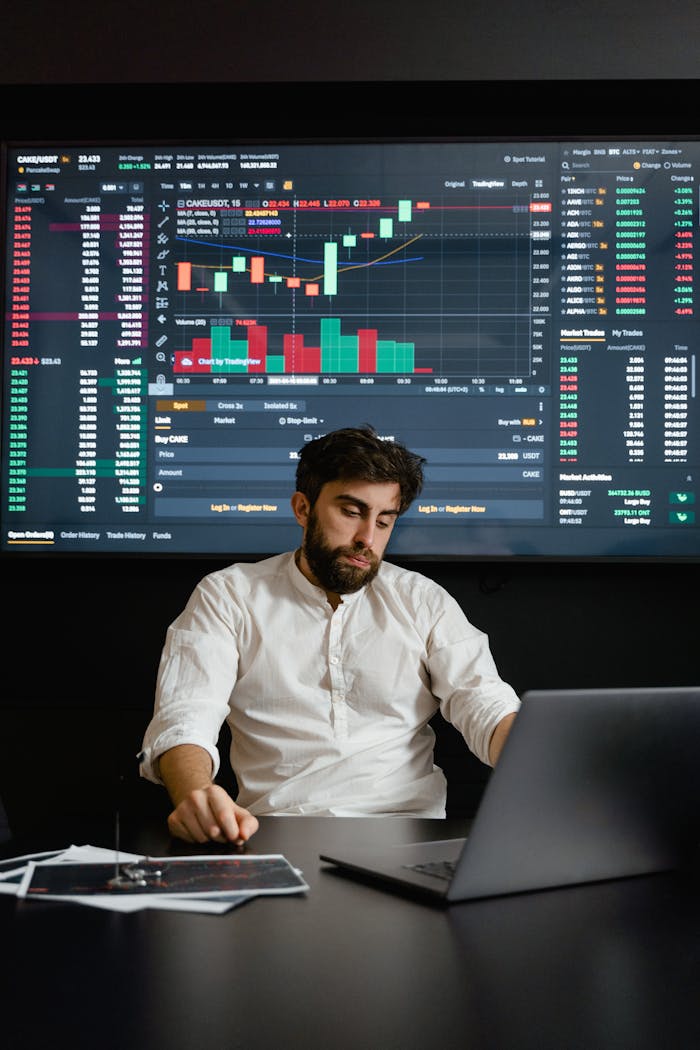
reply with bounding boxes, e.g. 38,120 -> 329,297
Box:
206,788 -> 247,842
167,809 -> 197,842
235,809 -> 260,842
167,796 -> 216,843
167,805 -> 212,843
210,801 -> 259,843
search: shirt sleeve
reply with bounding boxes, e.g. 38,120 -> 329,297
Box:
424,588 -> 521,766
139,575 -> 241,784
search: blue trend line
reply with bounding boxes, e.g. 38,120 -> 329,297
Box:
175,236 -> 424,266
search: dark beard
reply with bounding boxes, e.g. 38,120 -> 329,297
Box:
303,509 -> 380,594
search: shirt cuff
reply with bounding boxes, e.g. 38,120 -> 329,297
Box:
139,730 -> 221,785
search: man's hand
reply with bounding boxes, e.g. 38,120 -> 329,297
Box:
158,743 -> 259,844
167,784 -> 259,845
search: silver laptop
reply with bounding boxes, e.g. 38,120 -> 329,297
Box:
320,687 -> 700,902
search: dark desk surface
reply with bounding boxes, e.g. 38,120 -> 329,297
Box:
2,815 -> 700,1050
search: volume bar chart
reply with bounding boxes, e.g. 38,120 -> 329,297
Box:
174,317 -> 429,375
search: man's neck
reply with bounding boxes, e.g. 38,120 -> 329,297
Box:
294,548 -> 342,609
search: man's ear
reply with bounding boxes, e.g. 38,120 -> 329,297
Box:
290,491 -> 310,527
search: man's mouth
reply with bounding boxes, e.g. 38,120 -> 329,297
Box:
341,550 -> 372,568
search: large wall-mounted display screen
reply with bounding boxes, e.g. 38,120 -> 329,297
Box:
1,123 -> 698,559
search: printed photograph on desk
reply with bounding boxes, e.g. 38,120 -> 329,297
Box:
17,855 -> 309,899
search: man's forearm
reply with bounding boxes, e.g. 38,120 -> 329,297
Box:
488,712 -> 517,765
158,743 -> 215,806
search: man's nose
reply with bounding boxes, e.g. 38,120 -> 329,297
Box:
353,518 -> 376,549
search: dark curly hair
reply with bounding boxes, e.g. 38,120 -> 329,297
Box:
295,425 -> 425,515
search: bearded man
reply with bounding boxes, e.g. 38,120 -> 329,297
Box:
140,426 -> 520,844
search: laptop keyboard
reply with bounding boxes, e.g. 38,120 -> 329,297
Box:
405,859 -> 456,881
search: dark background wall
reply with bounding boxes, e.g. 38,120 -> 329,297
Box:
1,0 -> 699,85
1,1 -> 698,835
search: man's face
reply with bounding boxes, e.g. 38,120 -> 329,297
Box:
294,479 -> 401,596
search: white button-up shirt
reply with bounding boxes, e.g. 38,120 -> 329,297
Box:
140,552 -> 521,817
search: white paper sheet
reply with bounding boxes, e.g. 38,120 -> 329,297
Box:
3,844 -> 302,913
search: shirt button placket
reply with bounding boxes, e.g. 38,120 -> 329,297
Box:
328,607 -> 348,738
